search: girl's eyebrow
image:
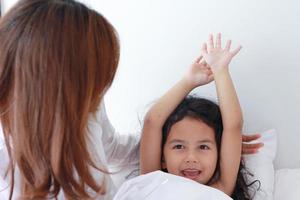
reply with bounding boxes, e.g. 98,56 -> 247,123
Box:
168,139 -> 186,144
196,139 -> 214,144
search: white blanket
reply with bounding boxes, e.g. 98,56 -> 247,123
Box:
113,171 -> 232,200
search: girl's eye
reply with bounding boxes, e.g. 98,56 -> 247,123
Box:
199,145 -> 210,150
172,144 -> 184,149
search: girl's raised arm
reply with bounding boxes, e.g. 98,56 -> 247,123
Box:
202,33 -> 243,195
140,56 -> 214,174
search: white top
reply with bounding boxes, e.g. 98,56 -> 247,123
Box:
114,171 -> 232,200
0,101 -> 140,199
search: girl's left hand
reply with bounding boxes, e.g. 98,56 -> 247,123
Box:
201,33 -> 242,72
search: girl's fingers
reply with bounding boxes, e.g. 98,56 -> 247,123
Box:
208,34 -> 214,51
231,45 -> 242,56
207,70 -> 213,76
208,73 -> 214,81
225,40 -> 231,51
195,55 -> 203,63
203,64 -> 211,70
202,67 -> 211,73
201,43 -> 208,55
216,33 -> 221,48
242,134 -> 261,142
200,60 -> 207,66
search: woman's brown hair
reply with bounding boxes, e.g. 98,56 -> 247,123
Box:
0,0 -> 119,199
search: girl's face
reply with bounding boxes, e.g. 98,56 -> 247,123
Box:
163,116 -> 218,184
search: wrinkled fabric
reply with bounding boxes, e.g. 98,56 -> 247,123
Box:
114,171 -> 232,200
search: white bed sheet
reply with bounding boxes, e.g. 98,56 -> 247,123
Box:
113,171 -> 232,200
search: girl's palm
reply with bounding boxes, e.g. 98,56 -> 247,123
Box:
201,33 -> 241,71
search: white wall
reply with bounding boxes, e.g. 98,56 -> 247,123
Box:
3,0 -> 300,169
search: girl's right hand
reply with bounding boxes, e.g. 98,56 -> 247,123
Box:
184,55 -> 214,88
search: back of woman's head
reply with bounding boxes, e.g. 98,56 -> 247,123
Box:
0,0 -> 119,199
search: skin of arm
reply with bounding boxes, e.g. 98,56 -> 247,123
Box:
140,56 -> 214,174
202,33 -> 243,195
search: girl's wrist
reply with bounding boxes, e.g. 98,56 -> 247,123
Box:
180,77 -> 197,91
212,66 -> 230,76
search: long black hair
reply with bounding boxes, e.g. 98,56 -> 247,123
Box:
162,96 -> 260,199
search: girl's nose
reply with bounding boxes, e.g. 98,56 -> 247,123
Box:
186,160 -> 197,163
184,152 -> 198,163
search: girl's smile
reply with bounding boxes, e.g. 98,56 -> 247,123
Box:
180,168 -> 202,180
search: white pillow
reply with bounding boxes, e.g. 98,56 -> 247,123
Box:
113,171 -> 232,200
274,168 -> 300,200
242,129 -> 277,200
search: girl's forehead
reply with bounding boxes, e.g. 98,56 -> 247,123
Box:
167,117 -> 216,142
167,132 -> 216,144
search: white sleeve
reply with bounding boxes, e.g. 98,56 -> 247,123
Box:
0,127 -> 10,198
99,101 -> 140,167
0,127 -> 9,178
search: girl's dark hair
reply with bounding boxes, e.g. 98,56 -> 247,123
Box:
162,96 -> 260,199
0,0 -> 119,199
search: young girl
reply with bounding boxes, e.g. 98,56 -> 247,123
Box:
140,33 -> 251,198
